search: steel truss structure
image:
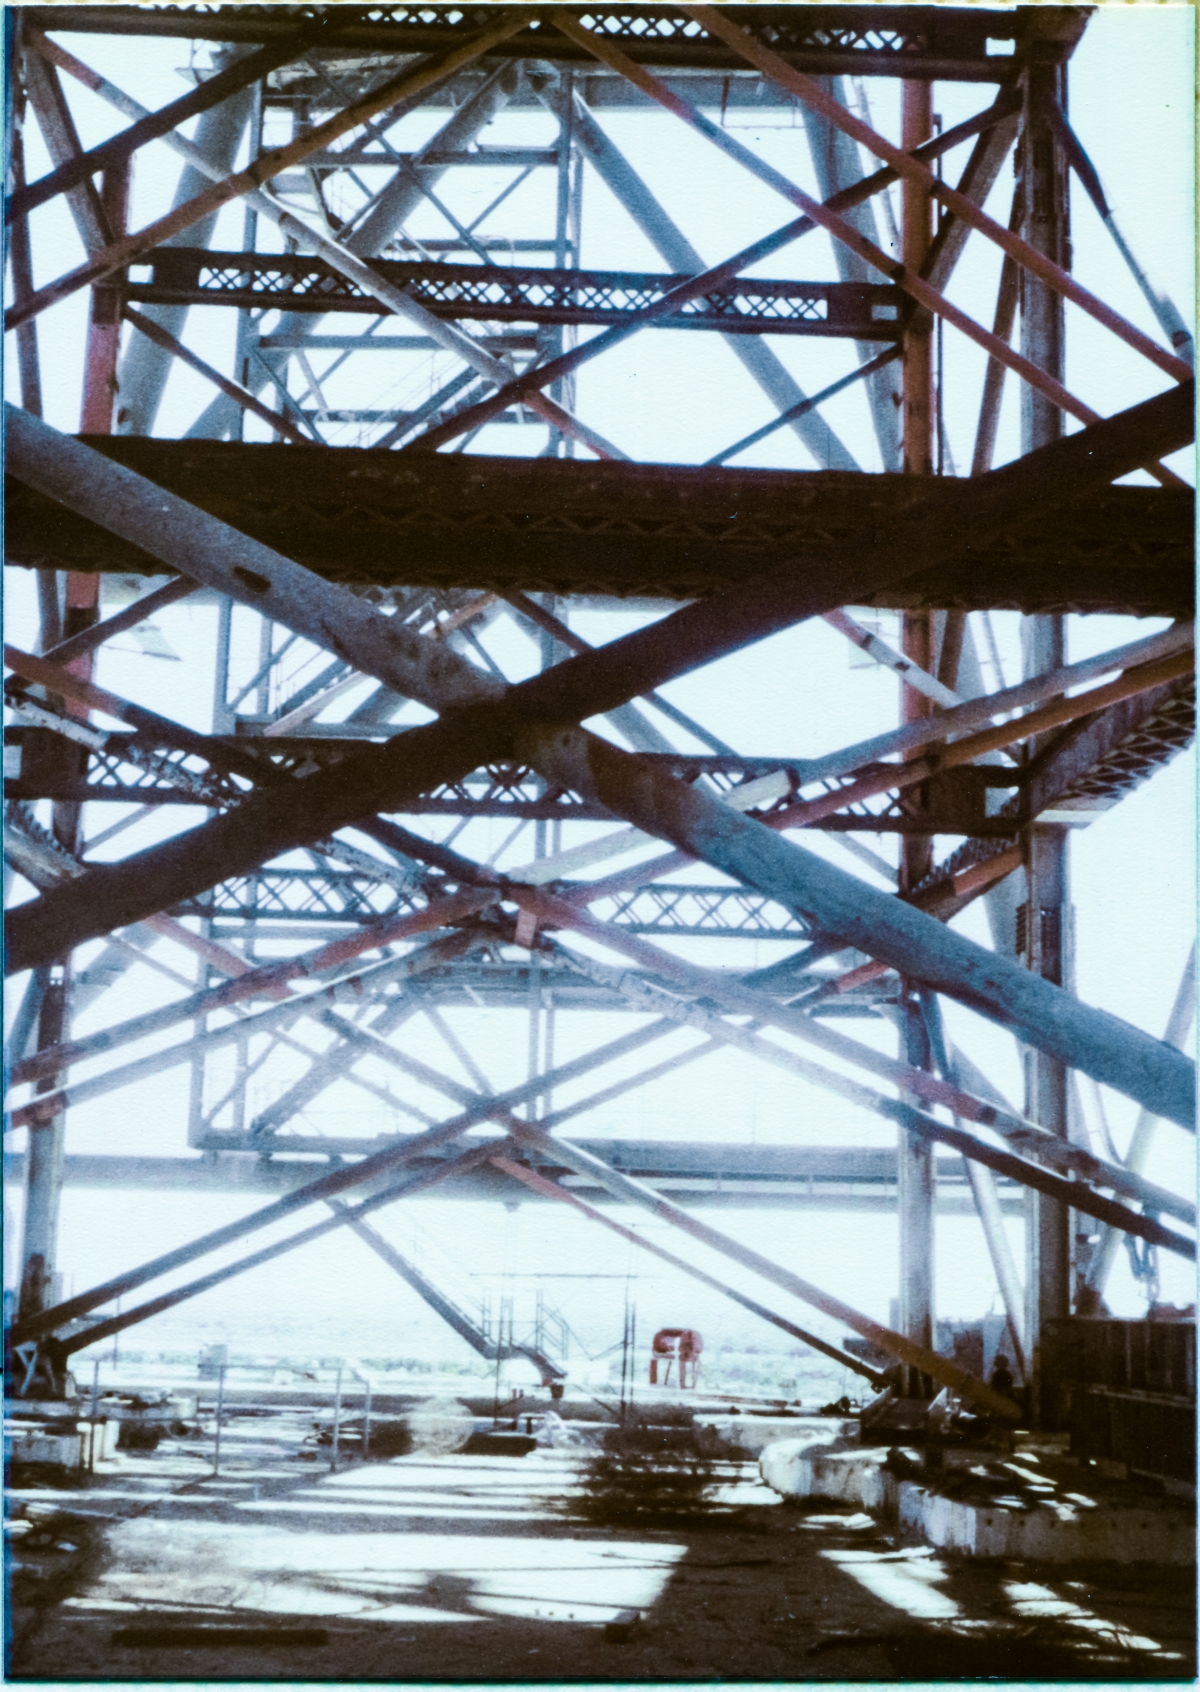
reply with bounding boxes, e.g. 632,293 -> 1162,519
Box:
3,2 -> 1195,1421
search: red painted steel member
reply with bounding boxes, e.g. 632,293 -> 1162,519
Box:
650,1328 -> 703,1388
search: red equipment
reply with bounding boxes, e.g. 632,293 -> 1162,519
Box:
649,1327 -> 703,1388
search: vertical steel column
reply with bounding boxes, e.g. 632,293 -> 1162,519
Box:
8,53 -> 44,419
798,75 -> 903,471
188,594 -> 235,1146
17,971 -> 69,1323
896,78 -> 936,1382
21,68 -> 65,679
1017,51 -> 1072,1425
18,162 -> 129,1345
232,73 -> 264,439
114,49 -> 254,436
80,163 -> 129,433
547,69 -> 575,457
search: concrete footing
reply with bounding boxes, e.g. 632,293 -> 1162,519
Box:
760,1432 -> 1195,1564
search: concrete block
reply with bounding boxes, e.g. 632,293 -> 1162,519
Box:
4,1424 -> 82,1467
760,1436 -> 1194,1564
79,1419 -> 121,1465
759,1434 -> 888,1506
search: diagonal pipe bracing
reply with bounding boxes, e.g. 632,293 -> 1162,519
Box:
684,4 -> 1191,386
490,1154 -> 885,1388
6,13 -> 539,329
9,1017 -> 675,1348
4,391 -> 1195,1130
502,1119 -> 1021,1420
56,1141 -> 500,1358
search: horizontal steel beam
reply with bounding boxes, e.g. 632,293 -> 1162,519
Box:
1019,675 -> 1196,824
6,393 -> 1195,1132
130,249 -> 907,338
2,747 -> 1015,835
9,436 -> 1190,617
22,6 -> 1053,83
8,29 -> 321,223
4,1150 -> 1013,1212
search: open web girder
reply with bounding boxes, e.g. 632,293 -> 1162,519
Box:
4,2 -> 1193,1412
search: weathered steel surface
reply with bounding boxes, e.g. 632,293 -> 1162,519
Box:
21,6 -> 1066,85
6,437 -> 1191,615
128,248 -> 907,338
6,397 -> 1195,1131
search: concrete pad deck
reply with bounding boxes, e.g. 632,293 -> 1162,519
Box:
760,1430 -> 1196,1564
6,1410 -> 1194,1679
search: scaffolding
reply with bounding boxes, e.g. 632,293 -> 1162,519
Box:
3,3 -> 1194,1425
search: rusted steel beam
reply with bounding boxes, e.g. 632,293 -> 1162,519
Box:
768,648 -> 1193,832
491,1154 -> 886,1387
7,377 -> 1190,745
123,306 -> 311,445
57,1142 -> 500,1359
7,441 -> 1190,617
4,643 -> 282,786
130,249 -> 908,342
7,109 -> 44,417
10,27 -> 327,224
14,6 -> 1049,81
969,186 -> 1023,477
23,32 -> 621,462
550,9 -> 1186,492
505,1119 -> 1022,1418
1021,676 -> 1196,825
5,399 -> 1194,1129
6,11 -> 539,331
20,45 -> 111,258
78,165 -> 129,435
922,111 -> 1020,294
511,382 -> 1193,724
685,4 -> 1191,387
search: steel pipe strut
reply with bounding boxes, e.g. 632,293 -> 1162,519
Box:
6,11 -> 540,330
684,5 -> 1192,385
535,80 -> 860,472
403,93 -> 1023,455
26,31 -> 614,459
491,1155 -> 886,1388
504,1121 -> 1022,1420
58,1142 -> 499,1358
536,927 -> 1195,1229
6,899 -> 490,1092
4,400 -> 1194,1129
9,1018 -> 669,1348
516,726 -> 1196,1132
9,28 -> 327,223
549,10 -> 1186,488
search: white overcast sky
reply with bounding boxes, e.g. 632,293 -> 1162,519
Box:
4,5 -> 1195,1358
